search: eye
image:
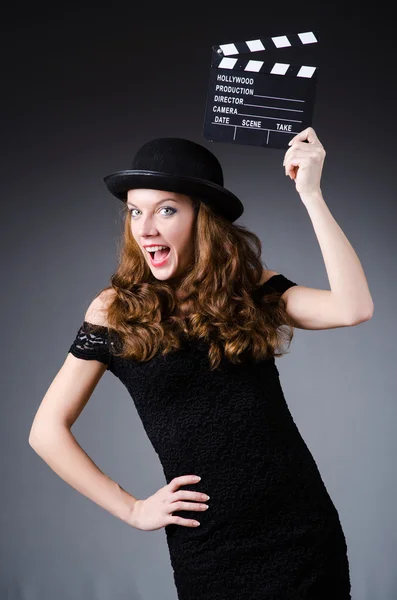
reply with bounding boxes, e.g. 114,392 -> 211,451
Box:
128,207 -> 176,218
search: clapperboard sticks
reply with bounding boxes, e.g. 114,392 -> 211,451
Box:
203,31 -> 319,150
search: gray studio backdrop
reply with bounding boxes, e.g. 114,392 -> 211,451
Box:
2,7 -> 396,600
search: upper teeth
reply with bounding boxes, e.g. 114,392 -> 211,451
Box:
145,245 -> 169,252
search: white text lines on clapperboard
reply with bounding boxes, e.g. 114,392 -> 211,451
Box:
203,31 -> 319,149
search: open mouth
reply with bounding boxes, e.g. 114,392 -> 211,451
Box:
147,247 -> 171,266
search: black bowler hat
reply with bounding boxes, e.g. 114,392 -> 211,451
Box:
103,137 -> 244,223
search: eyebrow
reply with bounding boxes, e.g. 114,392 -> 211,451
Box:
126,197 -> 180,208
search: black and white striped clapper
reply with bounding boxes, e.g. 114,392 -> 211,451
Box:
203,31 -> 319,150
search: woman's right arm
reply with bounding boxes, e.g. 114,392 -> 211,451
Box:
29,397 -> 139,524
28,293 -> 139,526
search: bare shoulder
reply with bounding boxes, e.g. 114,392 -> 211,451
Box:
84,287 -> 116,327
258,268 -> 280,285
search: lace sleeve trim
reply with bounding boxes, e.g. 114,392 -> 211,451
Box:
68,321 -> 113,369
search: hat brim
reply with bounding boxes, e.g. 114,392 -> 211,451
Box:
103,170 -> 244,222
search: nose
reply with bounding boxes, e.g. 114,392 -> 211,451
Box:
136,214 -> 159,238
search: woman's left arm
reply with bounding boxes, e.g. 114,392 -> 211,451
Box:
280,127 -> 374,329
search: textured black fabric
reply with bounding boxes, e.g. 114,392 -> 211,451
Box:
263,273 -> 298,295
68,275 -> 351,599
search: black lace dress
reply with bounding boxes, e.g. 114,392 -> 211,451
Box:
68,274 -> 351,600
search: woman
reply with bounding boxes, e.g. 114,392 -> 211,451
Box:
29,128 -> 373,599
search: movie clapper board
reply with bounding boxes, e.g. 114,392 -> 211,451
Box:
203,31 -> 319,150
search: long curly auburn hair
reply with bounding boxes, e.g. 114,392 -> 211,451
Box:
95,196 -> 296,371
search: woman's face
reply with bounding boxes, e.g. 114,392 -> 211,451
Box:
127,188 -> 196,282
